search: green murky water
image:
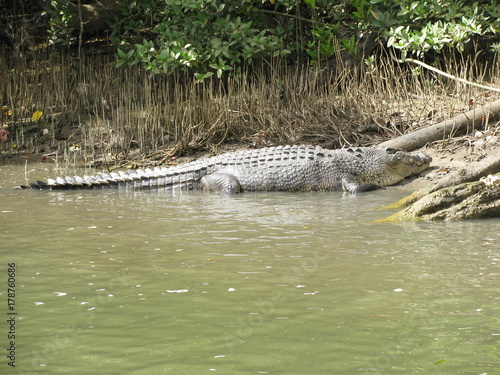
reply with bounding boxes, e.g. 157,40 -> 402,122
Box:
0,161 -> 499,374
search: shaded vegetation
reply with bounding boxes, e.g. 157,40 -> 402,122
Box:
2,1 -> 500,77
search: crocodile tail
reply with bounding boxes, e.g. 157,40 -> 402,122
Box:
20,172 -> 138,190
18,166 -> 208,190
17,181 -> 51,189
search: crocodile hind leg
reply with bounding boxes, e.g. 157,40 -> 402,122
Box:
201,173 -> 242,193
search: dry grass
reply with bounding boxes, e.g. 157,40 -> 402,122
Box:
1,45 -> 498,167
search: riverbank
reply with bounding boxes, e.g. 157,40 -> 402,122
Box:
3,125 -> 499,194
3,117 -> 499,220
2,49 -> 499,200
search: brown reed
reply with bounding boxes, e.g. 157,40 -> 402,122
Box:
0,44 -> 497,167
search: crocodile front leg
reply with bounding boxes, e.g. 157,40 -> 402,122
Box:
341,176 -> 380,194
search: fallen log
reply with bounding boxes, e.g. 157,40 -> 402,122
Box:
379,99 -> 500,151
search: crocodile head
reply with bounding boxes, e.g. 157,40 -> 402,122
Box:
387,148 -> 432,179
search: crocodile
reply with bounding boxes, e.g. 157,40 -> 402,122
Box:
19,145 -> 432,194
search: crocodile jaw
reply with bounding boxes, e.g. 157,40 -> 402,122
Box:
393,151 -> 432,178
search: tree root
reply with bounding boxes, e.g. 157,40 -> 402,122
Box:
377,173 -> 500,221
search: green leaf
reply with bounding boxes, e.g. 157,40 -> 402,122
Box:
303,0 -> 316,8
117,48 -> 127,59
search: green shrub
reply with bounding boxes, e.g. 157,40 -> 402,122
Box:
42,0 -> 500,77
45,0 -> 76,46
110,0 -> 293,80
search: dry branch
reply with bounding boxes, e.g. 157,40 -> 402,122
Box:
378,99 -> 500,151
400,58 -> 500,93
